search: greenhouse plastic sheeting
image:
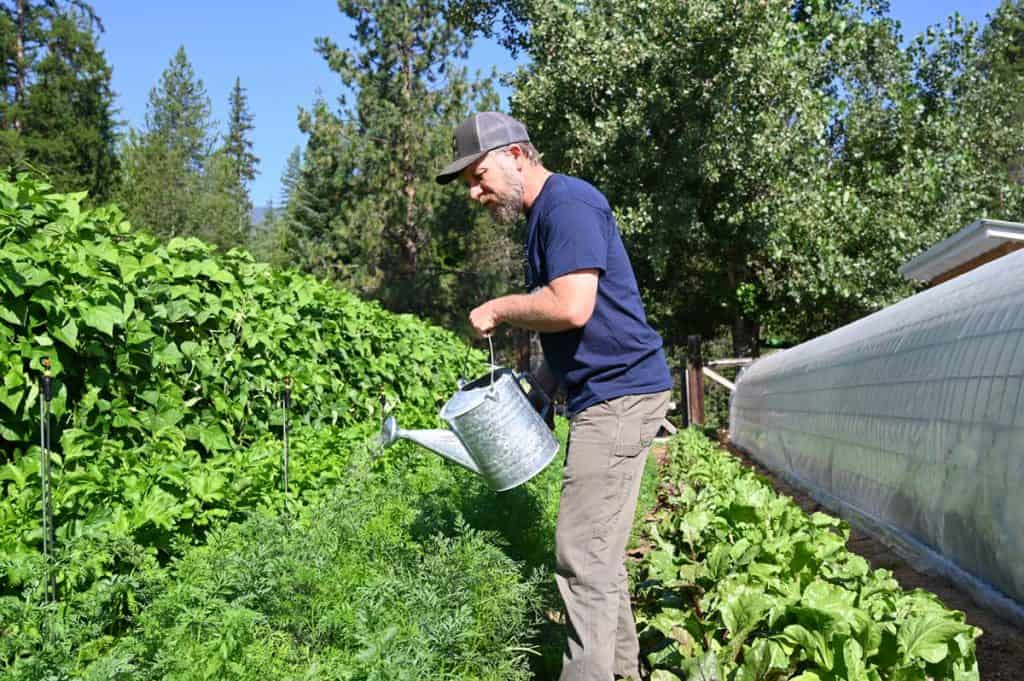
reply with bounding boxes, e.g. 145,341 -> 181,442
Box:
730,250 -> 1024,624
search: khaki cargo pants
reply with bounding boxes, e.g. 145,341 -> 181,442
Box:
556,390 -> 670,681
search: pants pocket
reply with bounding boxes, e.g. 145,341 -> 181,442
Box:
615,391 -> 669,457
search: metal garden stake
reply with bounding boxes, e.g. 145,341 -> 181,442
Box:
39,358 -> 56,604
282,376 -> 291,495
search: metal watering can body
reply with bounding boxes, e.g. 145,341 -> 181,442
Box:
380,368 -> 559,491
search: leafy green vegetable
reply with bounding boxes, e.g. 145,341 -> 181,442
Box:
634,430 -> 981,681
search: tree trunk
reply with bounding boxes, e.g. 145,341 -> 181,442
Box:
399,29 -> 420,274
13,0 -> 27,132
731,315 -> 760,358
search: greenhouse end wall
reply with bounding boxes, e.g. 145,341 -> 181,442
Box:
730,250 -> 1024,622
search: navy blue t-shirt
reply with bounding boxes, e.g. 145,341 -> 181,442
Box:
524,174 -> 672,415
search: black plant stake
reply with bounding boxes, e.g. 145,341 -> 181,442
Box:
39,358 -> 57,607
282,376 -> 292,496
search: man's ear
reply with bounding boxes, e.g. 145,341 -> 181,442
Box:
508,144 -> 526,169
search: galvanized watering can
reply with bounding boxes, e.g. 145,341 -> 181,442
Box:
380,368 -> 559,491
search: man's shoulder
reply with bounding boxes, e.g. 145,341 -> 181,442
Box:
536,174 -> 611,218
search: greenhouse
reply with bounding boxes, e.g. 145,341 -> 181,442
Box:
731,242 -> 1024,625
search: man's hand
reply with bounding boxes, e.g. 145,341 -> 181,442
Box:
469,300 -> 501,338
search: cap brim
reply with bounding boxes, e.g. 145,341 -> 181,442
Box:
435,151 -> 487,185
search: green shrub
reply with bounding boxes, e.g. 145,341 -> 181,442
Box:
0,173 -> 487,580
0,173 -> 483,454
0,172 -> 493,651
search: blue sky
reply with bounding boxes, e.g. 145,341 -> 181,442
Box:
92,1 -> 1003,209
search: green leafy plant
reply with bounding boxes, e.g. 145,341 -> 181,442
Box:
635,430 -> 981,681
0,171 -> 488,568
1,173 -> 536,675
3,424 -> 558,680
0,172 -> 483,453
96,474 -> 543,681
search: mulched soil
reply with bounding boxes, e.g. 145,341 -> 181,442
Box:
718,437 -> 1024,679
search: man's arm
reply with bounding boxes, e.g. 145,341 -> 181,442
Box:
469,269 -> 599,337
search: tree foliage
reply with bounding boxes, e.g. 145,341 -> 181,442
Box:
118,47 -> 256,251
143,45 -> 214,172
508,0 -> 1024,351
224,76 -> 258,188
249,146 -> 302,267
216,77 -> 259,246
982,0 -> 1024,183
278,0 -> 519,338
0,0 -> 119,201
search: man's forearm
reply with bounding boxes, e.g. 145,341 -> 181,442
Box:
469,269 -> 599,338
491,288 -> 581,333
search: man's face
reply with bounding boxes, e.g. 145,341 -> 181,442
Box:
461,149 -> 524,225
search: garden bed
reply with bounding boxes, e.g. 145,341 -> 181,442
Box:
632,430 -> 986,681
724,439 -> 1024,681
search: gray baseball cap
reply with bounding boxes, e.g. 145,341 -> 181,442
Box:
435,111 -> 531,185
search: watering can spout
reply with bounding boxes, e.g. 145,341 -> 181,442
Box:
380,416 -> 481,475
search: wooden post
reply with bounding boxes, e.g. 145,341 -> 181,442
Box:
679,349 -> 689,428
686,335 -> 705,426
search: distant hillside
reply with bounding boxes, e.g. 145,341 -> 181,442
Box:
251,204 -> 272,225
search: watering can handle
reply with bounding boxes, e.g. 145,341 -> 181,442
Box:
487,335 -> 496,395
517,371 -> 555,430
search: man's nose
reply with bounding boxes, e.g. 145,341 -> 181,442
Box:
469,184 -> 484,201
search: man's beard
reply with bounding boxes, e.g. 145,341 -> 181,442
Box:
487,162 -> 525,225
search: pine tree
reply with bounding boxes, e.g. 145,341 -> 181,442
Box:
289,98 -> 341,272
144,46 -> 214,172
118,128 -> 192,239
196,148 -> 249,249
119,46 -> 217,241
249,144 -> 302,266
224,76 -> 258,188
293,0 -> 514,329
212,76 -> 259,246
278,145 -> 301,208
0,1 -> 119,200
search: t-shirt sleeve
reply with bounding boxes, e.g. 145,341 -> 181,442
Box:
541,199 -> 608,281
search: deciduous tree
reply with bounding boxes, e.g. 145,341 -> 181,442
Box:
509,0 -> 1024,350
982,0 -> 1024,183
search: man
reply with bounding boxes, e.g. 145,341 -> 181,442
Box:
436,111 -> 672,681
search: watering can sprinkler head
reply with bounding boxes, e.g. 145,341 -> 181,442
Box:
380,415 -> 400,448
